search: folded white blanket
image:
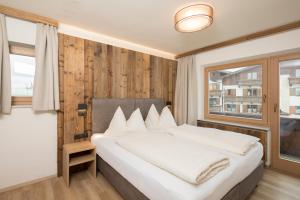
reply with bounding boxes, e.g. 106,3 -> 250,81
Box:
116,132 -> 229,185
167,125 -> 259,155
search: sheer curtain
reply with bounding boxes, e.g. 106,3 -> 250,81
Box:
32,23 -> 59,111
174,55 -> 198,125
0,14 -> 11,114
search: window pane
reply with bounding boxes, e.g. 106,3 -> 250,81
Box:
10,54 -> 35,96
208,65 -> 262,119
279,59 -> 300,162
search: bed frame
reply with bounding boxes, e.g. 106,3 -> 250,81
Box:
92,98 -> 264,200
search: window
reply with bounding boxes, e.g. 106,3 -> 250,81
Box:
9,42 -> 35,105
252,72 -> 257,80
10,54 -> 35,96
296,88 -> 300,96
205,59 -> 268,126
247,72 -> 258,80
296,69 -> 300,77
226,104 -> 236,112
253,89 -> 257,96
247,105 -> 258,113
296,106 -> 300,115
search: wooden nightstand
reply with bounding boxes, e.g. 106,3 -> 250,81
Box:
63,141 -> 96,187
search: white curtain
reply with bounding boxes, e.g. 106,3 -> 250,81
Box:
0,14 -> 11,114
32,23 -> 59,111
174,55 -> 198,125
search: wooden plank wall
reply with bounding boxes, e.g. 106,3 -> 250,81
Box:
57,34 -> 177,175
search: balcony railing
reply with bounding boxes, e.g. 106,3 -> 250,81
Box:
209,90 -> 222,96
209,107 -> 222,112
224,96 -> 262,103
289,77 -> 300,85
237,79 -> 262,86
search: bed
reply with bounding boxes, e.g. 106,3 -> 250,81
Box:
92,98 -> 264,200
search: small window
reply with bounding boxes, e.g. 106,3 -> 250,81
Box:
253,89 -> 257,96
252,72 -> 257,80
247,72 -> 257,80
247,105 -> 258,113
226,104 -> 237,112
9,42 -> 35,105
227,89 -> 231,96
10,54 -> 35,96
296,106 -> 300,114
236,88 -> 243,97
296,69 -> 300,77
296,88 -> 300,96
247,73 -> 252,80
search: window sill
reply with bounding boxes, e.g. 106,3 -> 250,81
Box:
12,105 -> 32,109
201,118 -> 270,131
11,96 -> 32,106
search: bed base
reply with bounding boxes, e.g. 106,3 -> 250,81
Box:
97,156 -> 264,200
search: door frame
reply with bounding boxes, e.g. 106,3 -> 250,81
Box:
270,52 -> 300,177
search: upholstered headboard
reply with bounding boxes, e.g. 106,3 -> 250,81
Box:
92,98 -> 166,133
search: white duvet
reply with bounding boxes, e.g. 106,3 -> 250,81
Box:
116,131 -> 229,185
167,124 -> 260,155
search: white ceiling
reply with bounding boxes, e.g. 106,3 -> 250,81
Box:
1,0 -> 300,55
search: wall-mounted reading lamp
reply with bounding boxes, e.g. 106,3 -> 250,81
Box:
77,103 -> 87,116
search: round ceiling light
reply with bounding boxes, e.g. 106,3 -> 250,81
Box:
174,3 -> 213,33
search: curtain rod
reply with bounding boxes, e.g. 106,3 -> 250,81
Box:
0,5 -> 58,27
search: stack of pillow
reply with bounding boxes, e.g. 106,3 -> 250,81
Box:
105,104 -> 177,136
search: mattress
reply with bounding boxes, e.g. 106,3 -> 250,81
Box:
91,134 -> 263,200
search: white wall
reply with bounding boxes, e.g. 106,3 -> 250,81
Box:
6,17 -> 36,45
0,108 -> 57,189
0,17 -> 57,190
196,28 -> 300,119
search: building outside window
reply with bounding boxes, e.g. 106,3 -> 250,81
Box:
296,88 -> 300,96
208,65 -> 263,119
296,106 -> 300,114
247,72 -> 257,80
10,54 -> 35,96
226,104 -> 236,112
296,69 -> 300,77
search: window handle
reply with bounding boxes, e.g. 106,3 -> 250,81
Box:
263,94 -> 267,103
274,103 -> 278,113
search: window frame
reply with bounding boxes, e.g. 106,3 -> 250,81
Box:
204,58 -> 269,127
9,41 -> 35,106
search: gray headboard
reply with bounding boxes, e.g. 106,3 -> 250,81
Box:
92,98 -> 166,133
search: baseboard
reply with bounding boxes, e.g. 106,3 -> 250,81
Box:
0,174 -> 57,193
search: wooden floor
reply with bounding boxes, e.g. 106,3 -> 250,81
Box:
0,169 -> 299,200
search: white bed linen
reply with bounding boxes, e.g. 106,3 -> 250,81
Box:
167,125 -> 259,155
116,132 -> 229,184
92,134 -> 263,200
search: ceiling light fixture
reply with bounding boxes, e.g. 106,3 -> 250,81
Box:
174,3 -> 213,33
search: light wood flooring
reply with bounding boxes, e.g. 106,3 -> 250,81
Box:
0,169 -> 299,200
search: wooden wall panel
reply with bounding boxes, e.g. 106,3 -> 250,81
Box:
57,34 -> 65,176
150,56 -> 163,98
63,35 -> 85,144
57,34 -> 177,175
84,40 -> 95,139
136,52 -> 150,98
94,44 -> 112,98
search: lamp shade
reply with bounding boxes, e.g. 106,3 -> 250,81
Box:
175,4 -> 213,33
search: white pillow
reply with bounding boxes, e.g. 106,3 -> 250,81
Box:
105,106 -> 127,135
159,106 -> 177,128
145,104 -> 160,130
127,108 -> 147,131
